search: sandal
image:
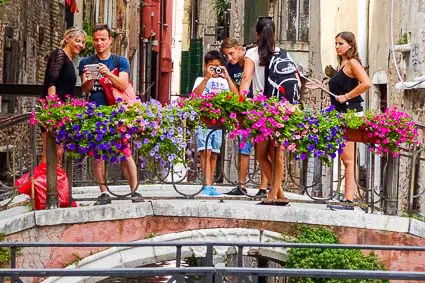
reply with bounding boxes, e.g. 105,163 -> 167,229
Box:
258,198 -> 290,206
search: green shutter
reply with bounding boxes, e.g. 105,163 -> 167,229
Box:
180,39 -> 204,95
243,0 -> 269,45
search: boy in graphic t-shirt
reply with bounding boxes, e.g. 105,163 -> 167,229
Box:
192,50 -> 238,196
221,38 -> 268,198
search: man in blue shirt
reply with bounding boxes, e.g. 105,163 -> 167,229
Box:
79,24 -> 142,205
221,38 -> 268,197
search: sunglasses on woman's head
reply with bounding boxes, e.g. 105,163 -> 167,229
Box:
257,16 -> 273,20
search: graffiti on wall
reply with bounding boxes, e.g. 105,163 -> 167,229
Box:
411,29 -> 425,76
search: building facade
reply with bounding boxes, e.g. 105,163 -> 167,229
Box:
0,0 -> 66,114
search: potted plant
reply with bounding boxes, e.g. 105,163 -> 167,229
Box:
362,107 -> 419,157
276,105 -> 346,166
229,95 -> 296,149
182,90 -> 251,130
132,100 -> 198,171
342,110 -> 377,144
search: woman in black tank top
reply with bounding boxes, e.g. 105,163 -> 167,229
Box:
328,62 -> 364,113
306,32 -> 371,203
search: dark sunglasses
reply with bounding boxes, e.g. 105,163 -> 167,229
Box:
257,16 -> 273,21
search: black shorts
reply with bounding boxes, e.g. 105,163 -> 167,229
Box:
334,101 -> 363,113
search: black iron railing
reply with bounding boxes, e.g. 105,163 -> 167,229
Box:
1,91 -> 425,217
1,241 -> 425,282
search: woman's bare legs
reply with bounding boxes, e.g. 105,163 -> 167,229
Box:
255,139 -> 285,200
341,141 -> 355,201
267,144 -> 285,200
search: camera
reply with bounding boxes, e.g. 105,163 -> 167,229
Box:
85,64 -> 99,78
209,66 -> 223,75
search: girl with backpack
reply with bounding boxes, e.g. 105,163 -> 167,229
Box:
306,31 -> 372,204
240,17 -> 297,205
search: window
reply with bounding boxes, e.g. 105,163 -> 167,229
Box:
104,0 -> 115,29
277,0 -> 310,43
243,0 -> 269,45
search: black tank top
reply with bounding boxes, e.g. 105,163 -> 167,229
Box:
328,63 -> 363,113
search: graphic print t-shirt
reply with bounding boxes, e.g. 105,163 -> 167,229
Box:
225,62 -> 253,98
192,77 -> 230,95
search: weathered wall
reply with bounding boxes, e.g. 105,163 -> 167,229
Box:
197,0 -> 220,51
382,0 -> 425,215
0,0 -> 65,85
230,0 -> 245,43
319,0 -> 358,69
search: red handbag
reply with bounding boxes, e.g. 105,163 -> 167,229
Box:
99,68 -> 137,105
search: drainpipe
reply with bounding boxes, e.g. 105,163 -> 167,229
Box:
139,0 -> 145,98
357,0 -> 369,103
191,0 -> 198,38
357,0 -> 373,199
156,0 -> 163,103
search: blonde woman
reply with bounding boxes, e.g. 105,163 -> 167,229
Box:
41,27 -> 87,164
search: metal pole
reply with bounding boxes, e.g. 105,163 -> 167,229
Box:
46,133 -> 58,209
384,155 -> 399,215
31,125 -> 37,210
65,154 -> 73,207
139,0 -> 145,98
10,246 -> 19,283
175,246 -> 184,283
370,152 -> 375,213
205,245 -> 213,283
237,246 -> 243,283
407,147 -> 419,216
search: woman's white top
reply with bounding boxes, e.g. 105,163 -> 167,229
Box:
245,46 -> 293,95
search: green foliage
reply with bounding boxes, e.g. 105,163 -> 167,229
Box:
0,0 -> 8,5
400,211 -> 425,222
82,22 -> 95,57
278,107 -> 346,166
396,33 -> 408,45
211,0 -> 230,25
146,232 -> 157,239
185,90 -> 252,130
285,226 -> 388,283
0,233 -> 22,267
343,110 -> 365,129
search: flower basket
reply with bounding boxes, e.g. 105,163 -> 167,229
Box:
236,113 -> 245,128
344,127 -> 376,144
200,116 -> 223,128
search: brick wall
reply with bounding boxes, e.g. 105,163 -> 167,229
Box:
0,0 -> 66,87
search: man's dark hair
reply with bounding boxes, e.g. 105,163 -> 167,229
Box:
204,50 -> 224,65
93,24 -> 112,37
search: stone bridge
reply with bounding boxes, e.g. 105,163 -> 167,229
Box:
1,186 -> 425,283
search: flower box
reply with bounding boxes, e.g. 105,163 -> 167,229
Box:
200,116 -> 223,128
344,127 -> 376,144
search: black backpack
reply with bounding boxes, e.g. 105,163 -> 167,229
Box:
264,48 -> 300,104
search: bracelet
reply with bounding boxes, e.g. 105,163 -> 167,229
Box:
344,94 -> 350,100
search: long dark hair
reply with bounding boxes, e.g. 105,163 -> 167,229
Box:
335,31 -> 362,65
256,17 -> 275,66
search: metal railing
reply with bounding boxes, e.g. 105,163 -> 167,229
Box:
1,91 -> 425,217
1,241 -> 425,282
